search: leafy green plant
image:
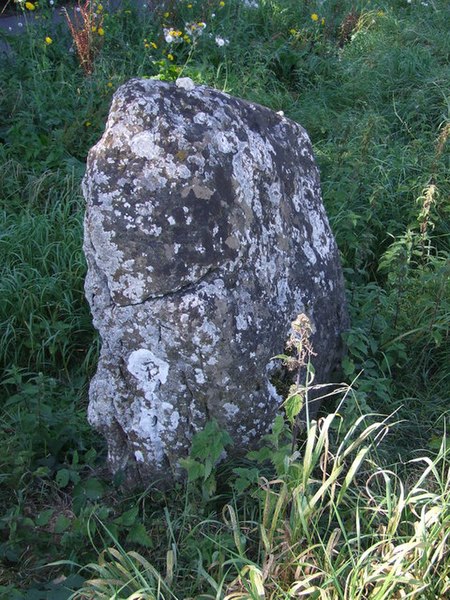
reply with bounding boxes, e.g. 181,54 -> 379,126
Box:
179,420 -> 233,502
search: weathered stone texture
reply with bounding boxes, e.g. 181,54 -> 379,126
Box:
83,78 -> 348,486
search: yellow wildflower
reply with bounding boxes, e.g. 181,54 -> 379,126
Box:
25,2 -> 36,10
187,3 -> 192,7
45,36 -> 53,45
91,25 -> 97,32
151,41 -> 157,48
85,121 -> 92,127
144,42 -> 150,48
321,17 -> 325,25
97,3 -> 103,12
167,53 -> 174,61
164,12 -> 170,18
183,34 -> 191,43
107,82 -> 113,87
219,1 -> 225,6
97,27 -> 105,36
311,13 -> 319,21
289,28 -> 297,35
164,28 -> 182,43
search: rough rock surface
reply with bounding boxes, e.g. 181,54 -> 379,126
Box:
83,78 -> 348,486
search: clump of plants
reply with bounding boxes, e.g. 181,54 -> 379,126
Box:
71,409 -> 450,598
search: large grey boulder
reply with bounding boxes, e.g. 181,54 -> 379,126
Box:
83,78 -> 348,486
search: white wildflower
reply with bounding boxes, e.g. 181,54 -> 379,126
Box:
185,21 -> 206,38
163,28 -> 183,44
215,36 -> 229,47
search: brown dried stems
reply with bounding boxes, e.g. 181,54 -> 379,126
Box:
64,1 -> 104,75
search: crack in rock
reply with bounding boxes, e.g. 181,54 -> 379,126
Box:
116,264 -> 229,307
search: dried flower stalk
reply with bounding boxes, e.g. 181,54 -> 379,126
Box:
64,1 -> 104,75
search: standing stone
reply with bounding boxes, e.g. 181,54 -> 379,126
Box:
83,78 -> 348,486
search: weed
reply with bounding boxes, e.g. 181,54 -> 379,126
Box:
64,1 -> 105,76
180,420 -> 233,503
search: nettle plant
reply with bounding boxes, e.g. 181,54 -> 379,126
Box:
273,313 -> 318,428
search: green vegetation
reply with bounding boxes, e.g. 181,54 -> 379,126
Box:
0,0 -> 449,597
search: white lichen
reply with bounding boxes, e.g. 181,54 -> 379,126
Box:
176,77 -> 196,91
127,349 -> 169,391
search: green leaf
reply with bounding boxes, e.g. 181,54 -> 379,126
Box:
73,478 -> 105,506
22,517 -> 35,528
106,523 -> 119,541
114,506 -> 139,528
35,509 -> 54,527
429,435 -> 449,451
53,515 -> 71,534
342,356 -> 355,376
272,353 -> 291,361
232,467 -> 260,494
204,457 -> 213,481
247,446 -> 272,463
55,468 -> 70,489
272,415 -> 285,437
69,470 -> 81,485
432,329 -> 443,346
179,457 -> 205,481
84,448 -> 97,465
95,505 -> 110,521
285,393 -> 303,424
33,466 -> 50,478
126,522 -> 153,548
71,450 -> 79,467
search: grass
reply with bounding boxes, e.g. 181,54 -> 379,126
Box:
68,411 -> 450,599
0,0 -> 449,597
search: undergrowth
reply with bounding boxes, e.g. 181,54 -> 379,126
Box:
0,0 -> 448,597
